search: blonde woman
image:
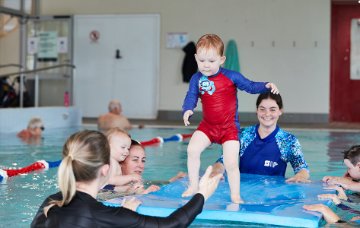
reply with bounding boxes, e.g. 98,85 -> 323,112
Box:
31,130 -> 222,227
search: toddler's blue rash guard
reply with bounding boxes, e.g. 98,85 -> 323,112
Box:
218,124 -> 309,176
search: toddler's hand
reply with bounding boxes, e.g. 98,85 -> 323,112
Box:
183,110 -> 194,126
265,83 -> 279,94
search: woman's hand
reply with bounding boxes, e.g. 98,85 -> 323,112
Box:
121,197 -> 141,211
183,110 -> 194,126
286,170 -> 310,183
197,166 -> 222,201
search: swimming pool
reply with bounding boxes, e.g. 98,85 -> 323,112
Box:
0,126 -> 359,227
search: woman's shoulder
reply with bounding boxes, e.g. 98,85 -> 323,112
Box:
276,127 -> 298,140
240,125 -> 257,143
241,125 -> 257,134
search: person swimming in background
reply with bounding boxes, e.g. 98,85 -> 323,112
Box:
31,130 -> 223,228
182,34 -> 279,203
98,100 -> 132,132
17,117 -> 45,144
211,92 -> 310,182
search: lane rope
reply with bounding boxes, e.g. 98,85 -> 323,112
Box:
0,133 -> 192,182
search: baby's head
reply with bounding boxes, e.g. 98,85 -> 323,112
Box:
343,145 -> 360,180
196,34 -> 224,56
195,34 -> 226,77
121,140 -> 146,176
105,128 -> 131,162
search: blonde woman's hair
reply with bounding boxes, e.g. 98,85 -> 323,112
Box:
27,117 -> 43,129
43,130 -> 110,216
196,34 -> 224,56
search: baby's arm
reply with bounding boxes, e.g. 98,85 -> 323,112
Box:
183,110 -> 194,126
109,173 -> 142,186
182,74 -> 200,126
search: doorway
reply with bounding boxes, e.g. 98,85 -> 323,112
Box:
73,14 -> 160,118
330,2 -> 360,122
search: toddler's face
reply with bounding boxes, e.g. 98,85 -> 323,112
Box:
110,133 -> 131,162
344,159 -> 360,180
195,47 -> 225,76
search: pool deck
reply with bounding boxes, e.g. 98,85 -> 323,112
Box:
83,118 -> 360,131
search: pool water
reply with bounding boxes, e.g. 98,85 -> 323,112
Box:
0,126 -> 359,227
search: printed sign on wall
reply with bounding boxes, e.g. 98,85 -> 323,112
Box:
166,32 -> 188,48
38,31 -> 58,60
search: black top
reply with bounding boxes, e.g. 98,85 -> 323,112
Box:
31,191 -> 204,228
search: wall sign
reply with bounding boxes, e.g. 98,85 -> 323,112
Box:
166,32 -> 188,48
89,30 -> 100,43
37,31 -> 58,61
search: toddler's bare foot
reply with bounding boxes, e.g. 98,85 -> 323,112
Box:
231,194 -> 244,204
182,186 -> 197,197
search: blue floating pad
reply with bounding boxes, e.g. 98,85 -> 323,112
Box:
104,174 -> 334,227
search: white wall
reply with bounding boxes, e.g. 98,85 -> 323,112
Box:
1,0 -> 331,115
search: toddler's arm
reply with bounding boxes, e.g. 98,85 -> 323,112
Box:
109,173 -> 142,186
183,110 -> 194,126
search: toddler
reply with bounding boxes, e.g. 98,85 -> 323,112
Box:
182,34 -> 279,203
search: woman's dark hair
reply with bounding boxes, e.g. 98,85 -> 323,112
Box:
256,92 -> 283,109
343,145 -> 360,165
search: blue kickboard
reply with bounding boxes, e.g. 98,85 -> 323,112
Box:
104,174 -> 333,227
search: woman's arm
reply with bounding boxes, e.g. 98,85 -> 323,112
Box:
287,137 -> 310,183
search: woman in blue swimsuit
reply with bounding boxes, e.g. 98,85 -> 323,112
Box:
213,92 -> 310,183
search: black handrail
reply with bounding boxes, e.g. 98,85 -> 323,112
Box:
0,64 -> 23,69
0,64 -> 75,79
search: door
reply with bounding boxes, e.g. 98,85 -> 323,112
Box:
330,3 -> 360,122
73,15 -> 159,118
